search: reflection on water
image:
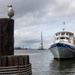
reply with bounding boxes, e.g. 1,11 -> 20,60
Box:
50,59 -> 75,75
15,50 -> 75,75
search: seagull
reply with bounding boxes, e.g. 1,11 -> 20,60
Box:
8,5 -> 14,19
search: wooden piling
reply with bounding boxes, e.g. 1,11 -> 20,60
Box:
0,18 -> 32,75
0,18 -> 14,55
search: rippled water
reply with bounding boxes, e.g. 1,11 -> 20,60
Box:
14,49 -> 75,75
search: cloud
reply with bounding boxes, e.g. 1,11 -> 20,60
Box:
0,0 -> 75,48
14,0 -> 75,48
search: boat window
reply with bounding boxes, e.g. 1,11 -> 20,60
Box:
69,33 -> 73,36
57,38 -> 59,40
56,33 -> 60,36
61,32 -> 65,35
60,37 -> 65,39
66,37 -> 69,40
56,34 -> 58,36
66,33 -> 68,35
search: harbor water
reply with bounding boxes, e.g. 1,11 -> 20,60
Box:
14,49 -> 75,75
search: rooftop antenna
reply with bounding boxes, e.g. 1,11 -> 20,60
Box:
63,21 -> 65,31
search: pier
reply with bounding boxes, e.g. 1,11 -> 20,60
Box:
0,18 -> 32,75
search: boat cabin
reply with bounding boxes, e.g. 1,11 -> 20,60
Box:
54,31 -> 74,43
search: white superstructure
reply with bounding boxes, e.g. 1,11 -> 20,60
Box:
54,31 -> 75,45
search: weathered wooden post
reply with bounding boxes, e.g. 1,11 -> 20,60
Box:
0,18 -> 14,55
0,18 -> 32,75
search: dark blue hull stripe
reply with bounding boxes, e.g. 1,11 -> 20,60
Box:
50,43 -> 75,50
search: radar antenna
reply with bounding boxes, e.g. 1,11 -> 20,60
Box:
63,21 -> 65,31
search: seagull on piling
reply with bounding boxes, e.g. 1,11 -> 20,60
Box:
8,5 -> 14,19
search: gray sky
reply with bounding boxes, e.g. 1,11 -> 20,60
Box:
0,0 -> 75,49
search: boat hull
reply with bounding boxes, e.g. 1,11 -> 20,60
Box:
50,43 -> 75,60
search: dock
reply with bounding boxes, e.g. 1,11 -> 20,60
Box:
0,18 -> 32,75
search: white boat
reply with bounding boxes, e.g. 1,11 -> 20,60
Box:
49,29 -> 75,60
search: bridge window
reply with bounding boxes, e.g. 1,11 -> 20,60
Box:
61,32 -> 65,35
66,37 -> 69,40
60,37 -> 65,39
